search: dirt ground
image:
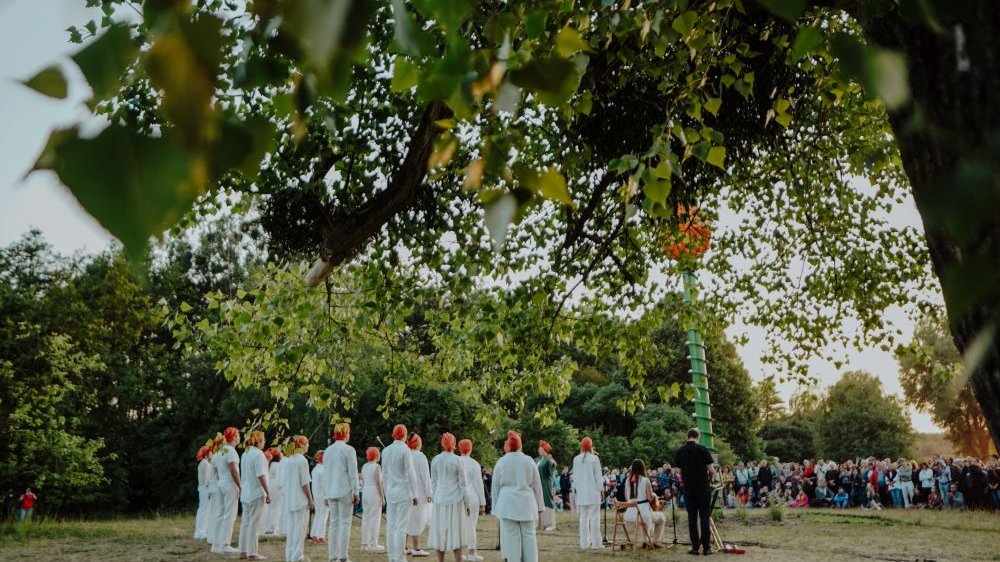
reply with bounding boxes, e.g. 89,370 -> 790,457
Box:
1,507 -> 999,562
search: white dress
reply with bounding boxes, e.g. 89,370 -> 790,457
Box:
408,450 -> 432,535
361,461 -> 383,547
623,476 -> 665,543
427,451 -> 468,551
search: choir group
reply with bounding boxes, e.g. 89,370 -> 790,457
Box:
194,424 -> 615,562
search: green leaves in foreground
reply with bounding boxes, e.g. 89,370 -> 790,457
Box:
33,125 -> 199,261
832,34 -> 910,110
510,57 -> 581,106
71,24 -> 137,108
22,66 -> 69,99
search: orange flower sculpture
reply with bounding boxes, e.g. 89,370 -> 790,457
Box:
661,203 -> 711,261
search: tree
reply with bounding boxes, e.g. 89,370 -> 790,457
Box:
754,376 -> 786,423
816,371 -> 913,461
759,417 -> 817,463
19,0 -> 1000,451
896,310 -> 994,457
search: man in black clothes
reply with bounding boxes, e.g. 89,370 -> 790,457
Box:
675,428 -> 715,556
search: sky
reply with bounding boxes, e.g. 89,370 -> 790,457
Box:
0,0 -> 943,433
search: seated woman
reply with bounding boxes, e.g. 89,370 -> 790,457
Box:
620,459 -> 666,547
735,486 -> 749,507
787,490 -> 809,508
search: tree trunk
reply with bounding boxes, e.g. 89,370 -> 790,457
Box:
856,2 -> 1000,452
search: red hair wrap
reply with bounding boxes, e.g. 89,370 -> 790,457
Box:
458,439 -> 473,455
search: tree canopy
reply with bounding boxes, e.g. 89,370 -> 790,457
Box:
17,0 -> 1000,450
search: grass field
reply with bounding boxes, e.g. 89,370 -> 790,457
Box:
1,507 -> 999,562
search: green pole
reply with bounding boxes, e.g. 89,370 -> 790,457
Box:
682,268 -> 715,453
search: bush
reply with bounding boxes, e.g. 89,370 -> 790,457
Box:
769,501 -> 784,522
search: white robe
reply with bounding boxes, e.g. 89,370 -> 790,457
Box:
265,458 -> 284,534
282,453 -> 311,562
427,451 -> 469,552
461,455 -> 486,551
382,439 -> 418,562
572,452 -> 604,549
407,449 -> 432,536
491,452 -> 543,562
310,463 -> 327,539
195,459 -> 211,539
324,440 -> 358,560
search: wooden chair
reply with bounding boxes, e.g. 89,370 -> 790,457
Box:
611,505 -> 654,552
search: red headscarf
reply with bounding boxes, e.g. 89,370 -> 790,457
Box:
196,446 -> 208,462
223,426 -> 240,444
539,440 -> 552,454
315,450 -> 325,464
292,435 -> 309,454
505,430 -> 522,452
441,432 -> 456,452
264,449 -> 274,461
366,447 -> 380,462
408,433 -> 422,450
580,437 -> 594,452
458,439 -> 473,455
392,424 -> 408,441
333,422 -> 350,441
246,430 -> 265,447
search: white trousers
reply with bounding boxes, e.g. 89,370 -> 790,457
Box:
362,491 -> 382,547
499,519 -> 537,562
284,507 -> 309,562
310,499 -> 329,539
267,488 -> 285,534
214,487 -> 239,548
327,496 -> 354,560
900,481 -> 915,507
624,506 -> 665,543
195,488 -> 210,538
538,508 -> 555,529
206,491 -> 220,546
463,509 -> 479,551
239,497 -> 266,556
386,500 -> 411,562
577,503 -> 602,548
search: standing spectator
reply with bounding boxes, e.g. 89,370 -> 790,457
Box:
757,460 -> 774,498
896,459 -> 914,508
720,465 -> 734,507
987,459 -> 1000,510
18,488 -> 37,521
887,465 -> 902,508
936,459 -> 951,507
964,460 -> 987,510
674,428 -> 715,556
2,489 -> 15,520
918,462 -> 935,505
558,467 -> 572,511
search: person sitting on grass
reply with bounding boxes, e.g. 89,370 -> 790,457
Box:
864,482 -> 883,510
787,490 -> 809,508
811,482 -> 833,508
833,487 -> 849,508
735,486 -> 749,507
947,484 -> 965,510
926,487 -> 943,509
757,486 -> 771,508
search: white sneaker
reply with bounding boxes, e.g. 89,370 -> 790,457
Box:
411,549 -> 430,557
219,545 -> 239,554
372,545 -> 386,552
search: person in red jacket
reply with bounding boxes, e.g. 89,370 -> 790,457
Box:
18,488 -> 37,521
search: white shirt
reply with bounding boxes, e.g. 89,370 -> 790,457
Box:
208,456 -> 219,492
324,440 -> 359,500
269,459 -> 283,491
198,459 -> 211,492
362,462 -> 381,491
382,439 -> 418,504
311,463 -> 326,502
215,445 -> 240,491
240,447 -> 269,502
411,450 -> 432,502
491,451 -> 544,521
283,453 -> 311,512
572,452 -> 604,506
461,455 -> 486,509
430,451 -> 469,506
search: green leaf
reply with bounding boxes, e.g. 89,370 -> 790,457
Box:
180,301 -> 193,312
775,112 -> 792,127
535,168 -> 572,206
391,0 -> 435,57
642,179 -> 671,205
870,50 -> 910,110
413,0 -> 473,32
509,58 -> 578,106
706,146 -> 726,169
71,24 -> 137,108
756,0 -> 807,21
525,11 -> 548,39
391,56 -> 421,92
791,26 -> 823,61
484,193 -> 518,251
671,11 -> 698,36
554,25 -> 589,57
704,97 -> 722,116
37,125 -> 199,260
22,65 -> 69,99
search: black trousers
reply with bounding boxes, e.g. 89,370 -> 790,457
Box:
684,488 -> 711,551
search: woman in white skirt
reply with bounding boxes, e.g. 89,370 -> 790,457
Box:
620,459 -> 666,546
361,447 -> 385,551
427,433 -> 468,562
491,431 -> 544,562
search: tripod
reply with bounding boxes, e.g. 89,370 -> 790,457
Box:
602,499 -> 611,546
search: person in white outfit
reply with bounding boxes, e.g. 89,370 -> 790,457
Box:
572,437 -> 604,550
361,447 -> 385,551
383,424 -> 419,562
265,449 -> 285,537
284,435 -> 315,562
491,431 -> 544,562
212,427 -> 242,555
458,439 -> 486,562
195,445 -> 212,540
427,433 -> 469,562
310,450 -> 328,544
325,423 -> 359,562
205,437 -> 222,550
239,430 -> 272,560
620,459 -> 665,546
407,434 -> 432,558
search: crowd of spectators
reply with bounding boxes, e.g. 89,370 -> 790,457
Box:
566,454 -> 1000,512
